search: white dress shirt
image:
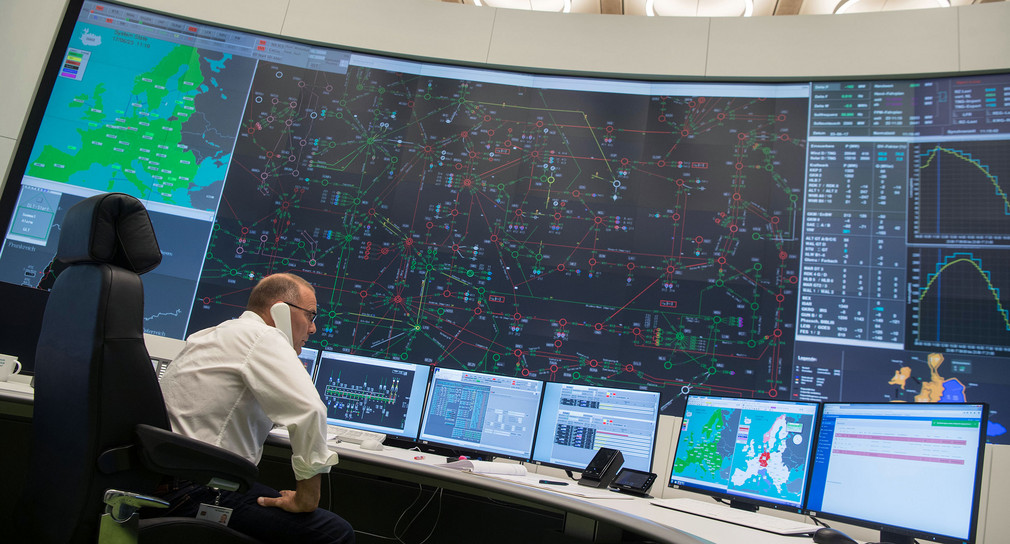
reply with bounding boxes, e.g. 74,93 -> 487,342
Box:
160,311 -> 338,481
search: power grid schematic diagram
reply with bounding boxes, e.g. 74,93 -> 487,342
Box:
313,357 -> 417,430
186,61 -> 809,415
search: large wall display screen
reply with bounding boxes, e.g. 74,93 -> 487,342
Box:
2,1 -> 1009,441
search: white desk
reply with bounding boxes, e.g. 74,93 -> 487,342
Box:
0,375 -> 34,403
268,433 -> 826,544
0,382 -> 827,544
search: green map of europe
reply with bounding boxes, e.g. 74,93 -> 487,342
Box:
26,25 -> 255,210
672,407 -> 739,483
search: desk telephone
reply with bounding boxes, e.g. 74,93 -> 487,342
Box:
578,447 -> 623,488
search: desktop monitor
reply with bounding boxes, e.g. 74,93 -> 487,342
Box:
298,347 -> 319,377
806,402 -> 988,544
667,394 -> 820,513
312,351 -> 431,440
417,368 -> 544,460
531,383 -> 661,472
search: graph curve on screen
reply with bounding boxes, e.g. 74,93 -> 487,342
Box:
917,145 -> 1010,215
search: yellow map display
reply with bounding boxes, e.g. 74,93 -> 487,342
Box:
888,353 -> 966,403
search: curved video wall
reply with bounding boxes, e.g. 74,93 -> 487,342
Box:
1,0 -> 1008,441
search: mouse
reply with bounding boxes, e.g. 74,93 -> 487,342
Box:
813,527 -> 857,544
358,438 -> 384,451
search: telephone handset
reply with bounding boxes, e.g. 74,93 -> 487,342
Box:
269,302 -> 295,350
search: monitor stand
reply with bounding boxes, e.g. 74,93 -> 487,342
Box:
728,499 -> 758,512
878,530 -> 915,544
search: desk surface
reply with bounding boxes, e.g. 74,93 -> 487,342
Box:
270,430 -> 828,544
0,376 -> 34,403
0,381 -> 832,544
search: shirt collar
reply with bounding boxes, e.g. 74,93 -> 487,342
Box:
240,310 -> 267,324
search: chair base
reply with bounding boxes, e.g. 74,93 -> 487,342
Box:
139,517 -> 264,544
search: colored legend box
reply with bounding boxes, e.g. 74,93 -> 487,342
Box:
59,48 -> 91,81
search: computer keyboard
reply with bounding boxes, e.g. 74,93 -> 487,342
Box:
651,498 -> 820,535
327,425 -> 385,445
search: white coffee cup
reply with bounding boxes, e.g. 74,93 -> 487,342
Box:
0,354 -> 22,382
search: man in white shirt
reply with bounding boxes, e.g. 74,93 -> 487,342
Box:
152,273 -> 353,543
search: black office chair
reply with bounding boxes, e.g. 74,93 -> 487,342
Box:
14,193 -> 261,544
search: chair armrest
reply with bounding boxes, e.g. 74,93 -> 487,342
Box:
135,424 -> 258,493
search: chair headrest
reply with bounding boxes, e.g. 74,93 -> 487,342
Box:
56,193 -> 162,274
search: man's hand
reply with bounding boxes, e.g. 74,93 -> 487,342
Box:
257,473 -> 321,513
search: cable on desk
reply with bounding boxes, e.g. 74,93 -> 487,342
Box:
352,530 -> 398,541
353,482 -> 426,542
354,482 -> 444,543
395,485 -> 443,543
414,488 -> 444,544
393,483 -> 429,541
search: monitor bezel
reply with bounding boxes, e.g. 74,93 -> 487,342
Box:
299,347 -> 320,378
529,381 -> 662,473
666,393 -> 822,514
416,366 -> 545,462
805,401 -> 989,544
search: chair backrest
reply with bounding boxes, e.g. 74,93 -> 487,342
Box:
17,193 -> 167,543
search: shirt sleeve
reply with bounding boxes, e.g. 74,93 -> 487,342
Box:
241,328 -> 338,480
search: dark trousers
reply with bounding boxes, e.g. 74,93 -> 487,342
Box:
146,480 -> 354,544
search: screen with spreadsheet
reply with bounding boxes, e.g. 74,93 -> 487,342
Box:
667,394 -> 820,512
312,351 -> 431,439
531,383 -> 660,472
806,402 -> 987,544
417,367 -> 544,460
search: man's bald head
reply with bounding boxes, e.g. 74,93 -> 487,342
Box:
247,273 -> 314,317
